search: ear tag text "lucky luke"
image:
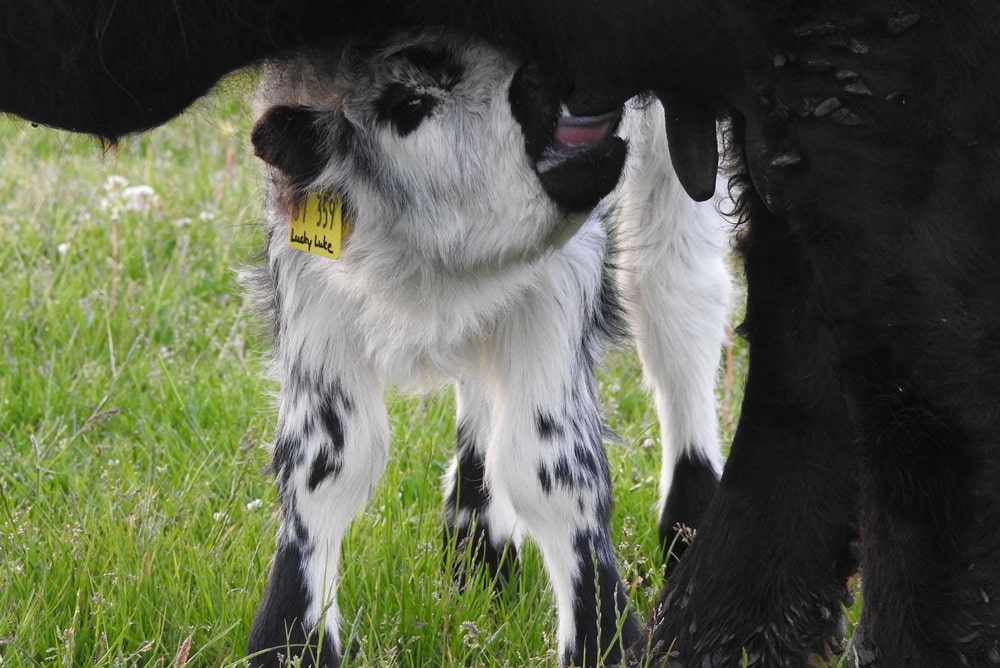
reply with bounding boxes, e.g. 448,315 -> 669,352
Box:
288,191 -> 351,260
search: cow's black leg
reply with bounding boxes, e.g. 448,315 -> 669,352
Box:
852,366 -> 1000,665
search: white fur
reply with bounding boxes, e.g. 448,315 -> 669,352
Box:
614,101 -> 732,517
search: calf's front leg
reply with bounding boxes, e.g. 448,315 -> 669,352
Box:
484,274 -> 640,666
248,347 -> 387,667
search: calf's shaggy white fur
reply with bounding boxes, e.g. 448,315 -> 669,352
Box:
244,28 -> 730,667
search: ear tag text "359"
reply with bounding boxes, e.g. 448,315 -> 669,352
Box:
288,192 -> 351,260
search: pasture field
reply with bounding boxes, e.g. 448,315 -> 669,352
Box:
0,77 -> 848,666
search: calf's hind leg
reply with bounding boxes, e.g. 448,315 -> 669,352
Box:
614,103 -> 731,567
443,379 -> 521,591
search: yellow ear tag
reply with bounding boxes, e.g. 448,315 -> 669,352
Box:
288,192 -> 351,260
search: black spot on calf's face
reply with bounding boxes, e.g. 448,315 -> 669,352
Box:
376,84 -> 438,136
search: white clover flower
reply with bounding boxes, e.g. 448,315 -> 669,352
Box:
245,499 -> 264,511
57,242 -> 70,257
103,174 -> 129,192
123,185 -> 159,213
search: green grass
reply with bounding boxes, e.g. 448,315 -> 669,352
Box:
0,77 -> 848,667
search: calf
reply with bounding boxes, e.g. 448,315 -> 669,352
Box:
245,28 -> 730,667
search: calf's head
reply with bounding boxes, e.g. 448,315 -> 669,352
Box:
251,28 -> 626,271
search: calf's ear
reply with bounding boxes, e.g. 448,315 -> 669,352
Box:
251,105 -> 326,186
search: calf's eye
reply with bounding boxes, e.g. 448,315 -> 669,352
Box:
378,85 -> 437,136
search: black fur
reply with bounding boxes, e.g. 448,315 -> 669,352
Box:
570,531 -> 639,666
656,451 -> 719,574
0,1 -> 426,139
252,106 -> 328,192
537,411 -> 567,441
633,3 -> 1000,665
508,63 -> 629,213
445,421 -> 518,591
248,540 -> 339,668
